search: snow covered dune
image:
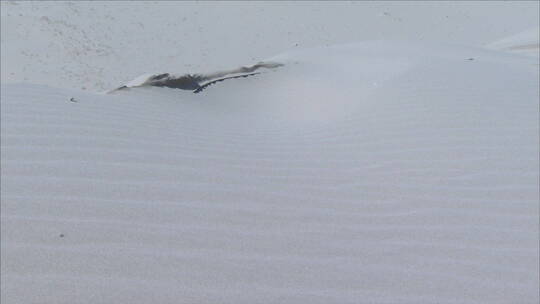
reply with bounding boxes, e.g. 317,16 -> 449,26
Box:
1,40 -> 538,303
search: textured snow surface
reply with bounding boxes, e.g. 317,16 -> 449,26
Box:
1,2 -> 539,304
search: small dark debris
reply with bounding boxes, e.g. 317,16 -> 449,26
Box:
467,58 -> 474,61
70,97 -> 77,102
59,234 -> 65,238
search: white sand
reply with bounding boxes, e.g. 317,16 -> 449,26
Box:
1,2 -> 539,304
486,27 -> 540,58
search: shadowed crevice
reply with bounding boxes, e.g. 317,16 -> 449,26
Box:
109,62 -> 283,94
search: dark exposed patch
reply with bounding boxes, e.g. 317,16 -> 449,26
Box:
109,62 -> 283,94
193,73 -> 260,93
151,74 -> 203,91
150,73 -> 170,81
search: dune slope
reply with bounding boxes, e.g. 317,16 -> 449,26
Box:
1,41 -> 538,303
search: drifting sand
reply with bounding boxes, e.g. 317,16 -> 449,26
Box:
1,2 -> 539,304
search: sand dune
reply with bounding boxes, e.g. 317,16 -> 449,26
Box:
2,39 -> 538,303
486,27 -> 539,58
